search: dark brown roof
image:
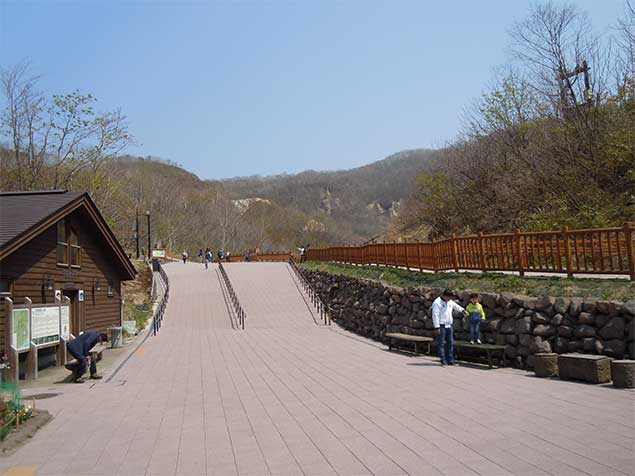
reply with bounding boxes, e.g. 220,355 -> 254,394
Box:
0,190 -> 136,280
0,190 -> 83,248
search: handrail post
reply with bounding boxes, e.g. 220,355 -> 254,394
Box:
478,232 -> 486,272
563,226 -> 573,278
515,228 -> 525,277
624,222 -> 635,281
451,234 -> 459,272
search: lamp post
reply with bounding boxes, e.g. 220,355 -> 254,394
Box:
135,211 -> 140,259
146,210 -> 151,260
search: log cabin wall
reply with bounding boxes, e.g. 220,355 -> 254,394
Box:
0,207 -> 123,349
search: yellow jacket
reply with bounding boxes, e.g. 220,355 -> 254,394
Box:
464,302 -> 486,320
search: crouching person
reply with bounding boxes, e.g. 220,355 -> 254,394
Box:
66,332 -> 108,383
432,289 -> 465,366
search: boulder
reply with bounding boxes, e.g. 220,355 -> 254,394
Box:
578,312 -> 595,325
582,301 -> 597,313
558,326 -> 573,338
567,340 -> 579,352
512,295 -> 535,310
582,337 -> 595,352
574,325 -> 596,338
594,339 -> 604,354
595,314 -> 609,329
557,354 -> 612,384
534,296 -> 555,314
628,320 -> 634,342
599,317 -> 626,340
532,312 -> 549,324
505,345 -> 518,358
554,337 -> 569,354
595,301 -> 610,314
526,354 -> 535,369
551,314 -> 564,326
603,339 -> 626,358
506,334 -> 518,345
515,316 -> 532,334
500,319 -> 516,334
481,293 -> 498,310
517,346 -> 530,357
533,324 -> 556,337
529,336 -> 551,354
554,297 -> 569,315
569,297 -> 583,317
623,301 -> 635,317
519,334 -> 532,347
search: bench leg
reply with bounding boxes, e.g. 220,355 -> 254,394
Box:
414,342 -> 419,355
487,350 -> 492,368
388,338 -> 392,351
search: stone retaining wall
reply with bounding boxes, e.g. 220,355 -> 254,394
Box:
304,269 -> 635,367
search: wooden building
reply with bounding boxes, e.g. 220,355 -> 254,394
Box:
0,190 -> 136,378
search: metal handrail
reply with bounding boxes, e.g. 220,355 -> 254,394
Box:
218,261 -> 246,329
288,257 -> 331,325
152,261 -> 170,335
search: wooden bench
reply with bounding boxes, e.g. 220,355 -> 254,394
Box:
454,341 -> 506,368
384,333 -> 433,355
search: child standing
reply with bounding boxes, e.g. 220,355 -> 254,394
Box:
464,293 -> 486,344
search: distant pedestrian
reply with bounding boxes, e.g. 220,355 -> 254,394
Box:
464,293 -> 485,344
432,289 -> 465,366
204,248 -> 213,269
181,251 -> 188,264
217,249 -> 224,261
198,248 -> 204,266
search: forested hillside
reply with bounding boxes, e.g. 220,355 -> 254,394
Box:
395,2 -> 635,240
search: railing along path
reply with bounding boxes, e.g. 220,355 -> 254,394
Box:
218,261 -> 246,329
152,261 -> 170,335
305,223 -> 635,280
288,257 -> 331,325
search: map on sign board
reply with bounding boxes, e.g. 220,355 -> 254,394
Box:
152,249 -> 166,258
31,306 -> 60,345
12,308 -> 30,351
60,305 -> 70,340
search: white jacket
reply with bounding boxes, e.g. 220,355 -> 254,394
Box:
432,296 -> 465,328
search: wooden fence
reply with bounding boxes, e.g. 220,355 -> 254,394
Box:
305,223 -> 635,280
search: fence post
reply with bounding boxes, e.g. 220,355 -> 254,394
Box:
383,241 -> 387,267
393,241 -> 398,268
451,234 -> 459,272
624,222 -> 635,281
404,242 -> 409,270
478,232 -> 486,272
515,228 -> 525,277
416,240 -> 422,271
563,226 -> 573,278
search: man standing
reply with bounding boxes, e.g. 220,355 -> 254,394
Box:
432,289 -> 464,366
66,332 -> 108,382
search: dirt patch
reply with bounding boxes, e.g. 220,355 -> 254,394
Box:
0,410 -> 52,457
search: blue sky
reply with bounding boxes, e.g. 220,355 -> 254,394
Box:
0,0 -> 624,180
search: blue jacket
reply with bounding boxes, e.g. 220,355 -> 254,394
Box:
68,332 -> 100,358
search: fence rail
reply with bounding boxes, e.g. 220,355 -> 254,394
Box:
288,257 -> 331,325
152,261 -> 170,335
218,261 -> 246,329
305,223 -> 635,280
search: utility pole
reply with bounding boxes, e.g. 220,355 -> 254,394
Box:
135,211 -> 140,259
146,210 -> 151,260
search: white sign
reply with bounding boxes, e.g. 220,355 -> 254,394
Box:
31,306 -> 60,345
152,249 -> 166,258
78,289 -> 84,302
60,305 -> 70,340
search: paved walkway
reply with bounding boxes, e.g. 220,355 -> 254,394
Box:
1,262 -> 633,476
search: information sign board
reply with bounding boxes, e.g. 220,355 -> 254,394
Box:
60,305 -> 70,340
31,306 -> 60,345
151,249 -> 166,258
12,308 -> 30,351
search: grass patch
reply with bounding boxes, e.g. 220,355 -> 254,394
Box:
125,303 -> 152,332
301,261 -> 635,301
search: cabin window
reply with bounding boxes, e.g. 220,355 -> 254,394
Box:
69,227 -> 81,267
107,282 -> 114,297
56,220 -> 81,267
0,278 -> 11,297
56,220 -> 68,264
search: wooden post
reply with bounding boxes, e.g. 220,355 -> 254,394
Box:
416,241 -> 422,271
478,232 -> 486,272
404,243 -> 409,270
624,222 -> 635,281
515,229 -> 525,277
451,234 -> 459,272
393,241 -> 398,268
563,226 -> 573,278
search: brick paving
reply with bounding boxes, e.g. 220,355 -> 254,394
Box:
1,261 -> 633,476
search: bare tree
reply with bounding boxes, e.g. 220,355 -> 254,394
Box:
0,63 -> 133,191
